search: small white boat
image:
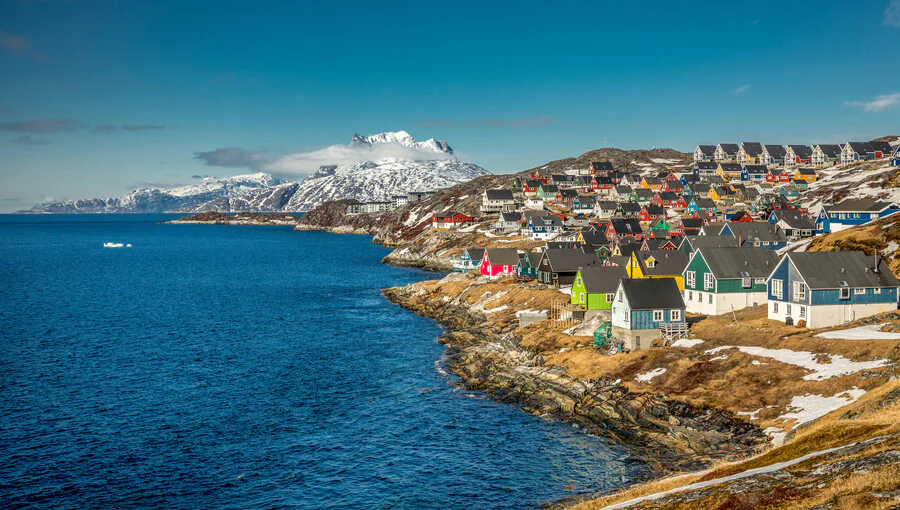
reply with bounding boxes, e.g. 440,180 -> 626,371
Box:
103,242 -> 125,248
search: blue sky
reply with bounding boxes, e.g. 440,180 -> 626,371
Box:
1,0 -> 899,211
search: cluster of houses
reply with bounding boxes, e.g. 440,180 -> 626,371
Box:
693,141 -> 897,167
447,153 -> 900,353
347,191 -> 436,215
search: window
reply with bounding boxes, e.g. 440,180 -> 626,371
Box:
755,278 -> 766,284
653,310 -> 664,322
579,292 -> 585,304
840,287 -> 850,300
742,277 -> 751,289
688,291 -> 693,300
786,304 -> 792,316
671,310 -> 681,321
854,288 -> 865,295
606,293 -> 614,303
686,271 -> 696,288
698,292 -> 703,302
773,302 -> 779,313
772,279 -> 783,299
799,306 -> 805,318
874,288 -> 882,295
647,259 -> 656,268
576,277 -> 582,286
708,293 -> 713,304
793,281 -> 806,302
704,273 -> 714,290
618,290 -> 623,302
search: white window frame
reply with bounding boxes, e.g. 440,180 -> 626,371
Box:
874,287 -> 882,295
755,278 -> 766,284
793,281 -> 806,302
772,279 -> 783,299
799,306 -> 805,318
704,273 -> 714,290
708,293 -> 713,304
773,302 -> 778,313
670,310 -> 681,322
854,288 -> 865,295
742,277 -> 751,289
606,293 -> 614,303
840,287 -> 850,300
686,271 -> 696,288
653,310 -> 664,322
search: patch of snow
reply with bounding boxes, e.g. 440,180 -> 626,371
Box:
635,368 -> 667,383
558,286 -> 572,295
737,408 -> 762,420
815,323 -> 900,341
671,338 -> 704,348
708,355 -> 728,362
778,388 -> 866,429
763,427 -> 789,447
478,229 -> 498,238
483,305 -> 509,314
751,360 -> 766,366
705,346 -> 890,381
558,347 -> 570,354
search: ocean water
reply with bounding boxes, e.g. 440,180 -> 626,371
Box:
0,215 -> 644,509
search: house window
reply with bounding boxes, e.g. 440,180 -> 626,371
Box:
698,292 -> 703,302
755,278 -> 766,284
786,304 -> 792,316
618,291 -> 623,302
742,277 -> 751,289
773,302 -> 779,313
686,271 -> 696,288
671,310 -> 681,321
874,288 -> 882,295
653,310 -> 664,322
606,293 -> 614,303
579,292 -> 585,304
576,277 -> 582,286
799,306 -> 805,318
704,273 -> 713,290
688,291 -> 693,300
793,281 -> 806,302
854,288 -> 865,295
840,288 -> 850,300
708,293 -> 713,304
772,279 -> 783,299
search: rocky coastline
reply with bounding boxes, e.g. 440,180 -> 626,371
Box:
383,277 -> 768,475
162,211 -> 303,226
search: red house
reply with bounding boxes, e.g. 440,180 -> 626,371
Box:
729,210 -> 754,222
590,176 -> 614,191
638,205 -> 666,222
589,161 -> 613,175
432,212 -> 475,229
651,192 -> 683,208
522,179 -> 540,195
766,168 -> 791,183
480,248 -> 520,278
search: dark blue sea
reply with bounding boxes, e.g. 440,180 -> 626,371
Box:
0,215 -> 643,509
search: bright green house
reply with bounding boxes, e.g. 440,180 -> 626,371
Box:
571,266 -> 627,310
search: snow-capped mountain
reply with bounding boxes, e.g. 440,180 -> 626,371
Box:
27,173 -> 281,214
25,132 -> 489,213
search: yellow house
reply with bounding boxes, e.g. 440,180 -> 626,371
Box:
707,185 -> 734,202
794,168 -> 817,183
716,163 -> 743,181
624,251 -> 686,290
639,177 -> 664,191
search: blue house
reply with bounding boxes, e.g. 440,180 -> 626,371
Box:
611,278 -> 686,352
815,199 -> 899,234
453,248 -> 485,272
527,215 -> 565,240
767,251 -> 900,329
718,221 -> 787,250
687,198 -> 717,216
892,146 -> 900,167
741,165 -> 767,182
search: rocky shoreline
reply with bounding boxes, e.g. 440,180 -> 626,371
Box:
382,278 -> 767,475
161,211 -> 303,226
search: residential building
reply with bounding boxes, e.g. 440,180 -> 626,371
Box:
480,248 -> 520,278
432,212 -> 475,229
811,144 -> 842,167
571,266 -> 627,310
816,199 -> 899,233
737,142 -> 763,165
784,145 -> 813,168
482,189 -> 516,213
694,145 -> 717,162
760,145 -> 786,167
536,249 -> 602,287
683,247 -> 778,315
715,143 -> 739,162
611,279 -> 686,352
453,248 -> 485,272
767,251 -> 900,328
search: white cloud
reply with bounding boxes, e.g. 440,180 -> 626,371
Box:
886,0 -> 900,27
733,84 -> 751,94
845,92 -> 900,112
264,142 -> 454,175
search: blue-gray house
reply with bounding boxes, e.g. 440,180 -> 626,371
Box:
766,251 -> 899,329
716,221 -> 787,250
815,199 -> 898,234
611,278 -> 686,351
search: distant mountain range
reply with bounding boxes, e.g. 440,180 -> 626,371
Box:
23,131 -> 490,214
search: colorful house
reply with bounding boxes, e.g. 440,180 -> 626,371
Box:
432,212 -> 475,229
683,247 -> 779,316
718,221 -> 787,250
893,145 -> 900,167
737,142 -> 763,165
573,195 -> 596,214
785,145 -> 813,167
589,161 -> 614,175
639,205 -> 666,222
768,210 -> 815,240
453,248 -> 485,272
811,144 -> 842,168
607,218 -> 643,241
716,163 -> 743,181
527,215 -> 566,240
480,248 -> 520,278
611,279 -> 686,352
522,179 -> 541,197
694,145 -> 717,162
516,251 -> 543,280
687,197 -> 717,216
766,168 -> 792,183
625,250 -> 689,290
536,249 -> 602,287
640,177 -> 664,191
695,161 -> 719,179
617,202 -> 642,218
760,145 -> 786,167
741,165 -> 767,182
537,184 -> 559,201
793,167 -> 817,183
571,266 -> 627,310
816,199 -> 899,234
715,143 -> 739,162
767,251 -> 900,329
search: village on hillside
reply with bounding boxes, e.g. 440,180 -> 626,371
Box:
417,140 -> 900,353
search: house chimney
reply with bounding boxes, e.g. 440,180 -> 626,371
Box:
874,249 -> 881,274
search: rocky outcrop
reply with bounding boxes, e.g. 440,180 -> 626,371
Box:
162,211 -> 302,225
383,282 -> 768,473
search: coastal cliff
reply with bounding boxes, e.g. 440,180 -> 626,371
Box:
384,275 -> 768,473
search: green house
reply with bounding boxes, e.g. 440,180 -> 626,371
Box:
682,246 -> 779,316
516,252 -> 542,280
571,266 -> 627,310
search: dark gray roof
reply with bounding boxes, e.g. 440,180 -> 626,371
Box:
485,189 -> 514,200
615,185 -> 633,194
680,218 -> 704,229
706,176 -> 727,184
580,230 -> 608,246
597,201 -> 618,211
828,199 -> 895,213
619,278 -> 685,310
559,189 -> 579,198
575,195 -> 597,205
540,184 -> 559,193
484,248 -> 520,266
718,143 -> 739,153
696,247 -> 779,279
691,198 -> 716,208
633,189 -> 654,198
645,204 -> 666,215
695,161 -> 718,170
797,167 -> 816,175
763,145 -> 787,159
787,251 -> 900,289
741,142 -> 763,157
619,202 -> 642,213
847,142 -> 873,155
697,145 -> 716,156
788,145 -> 813,159
689,183 -> 711,193
724,222 -> 787,243
684,236 -> 740,250
636,250 -> 689,276
610,218 -> 643,234
869,141 -> 893,154
544,249 -> 602,272
527,251 -> 543,267
591,161 -> 614,171
535,216 -> 564,227
465,248 -> 485,260
499,212 -> 522,222
816,144 -> 842,158
523,210 -> 549,221
744,164 -> 767,174
779,213 -> 815,230
578,266 -> 627,294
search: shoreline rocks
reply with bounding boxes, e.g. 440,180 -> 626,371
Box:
161,211 -> 302,226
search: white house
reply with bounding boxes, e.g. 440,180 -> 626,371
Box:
482,189 -> 516,213
811,144 -> 842,168
694,145 -> 716,162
